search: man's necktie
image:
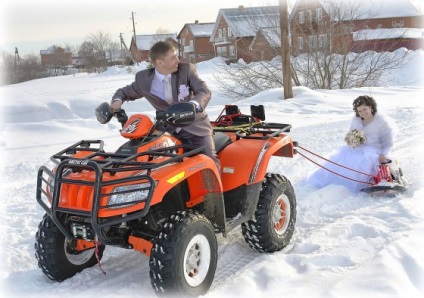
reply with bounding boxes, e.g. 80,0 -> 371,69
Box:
163,76 -> 173,104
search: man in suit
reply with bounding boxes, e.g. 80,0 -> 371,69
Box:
110,41 -> 218,167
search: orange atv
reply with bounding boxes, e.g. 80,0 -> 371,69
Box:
35,101 -> 297,297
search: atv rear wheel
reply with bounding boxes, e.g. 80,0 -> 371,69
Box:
242,173 -> 296,253
149,210 -> 217,297
34,214 -> 104,281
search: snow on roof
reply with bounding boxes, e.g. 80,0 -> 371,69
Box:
290,0 -> 423,21
40,45 -> 70,54
324,0 -> 423,20
249,27 -> 281,50
353,27 -> 424,41
135,33 -> 177,50
211,6 -> 279,40
188,23 -> 215,37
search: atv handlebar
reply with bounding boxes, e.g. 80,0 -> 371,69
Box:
96,101 -> 196,128
156,102 -> 196,127
114,108 -> 128,127
95,102 -> 129,127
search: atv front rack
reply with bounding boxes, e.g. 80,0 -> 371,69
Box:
50,140 -> 105,164
36,141 -> 205,245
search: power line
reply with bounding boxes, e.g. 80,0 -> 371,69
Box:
134,0 -> 167,27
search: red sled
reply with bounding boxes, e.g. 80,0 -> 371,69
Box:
361,160 -> 407,196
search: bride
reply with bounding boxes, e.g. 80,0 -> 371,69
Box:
306,95 -> 397,192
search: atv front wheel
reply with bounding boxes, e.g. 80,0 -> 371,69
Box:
149,210 -> 217,297
34,214 -> 104,281
242,173 -> 296,253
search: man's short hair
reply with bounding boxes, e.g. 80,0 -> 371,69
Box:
149,41 -> 175,64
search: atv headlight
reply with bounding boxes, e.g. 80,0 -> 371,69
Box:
108,183 -> 150,208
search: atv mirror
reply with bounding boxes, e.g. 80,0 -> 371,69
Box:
161,102 -> 196,127
95,102 -> 113,124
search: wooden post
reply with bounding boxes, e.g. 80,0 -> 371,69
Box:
280,0 -> 293,99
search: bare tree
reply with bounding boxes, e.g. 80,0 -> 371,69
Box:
0,50 -> 16,85
291,0 -> 411,89
104,41 -> 122,65
213,58 -> 284,99
0,50 -> 46,85
46,47 -> 72,77
79,31 -> 115,72
20,54 -> 46,81
155,27 -> 171,34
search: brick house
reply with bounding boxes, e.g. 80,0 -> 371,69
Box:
210,5 -> 279,63
40,45 -> 72,67
129,33 -> 178,62
249,27 -> 281,61
289,0 -> 424,56
177,21 -> 215,63
352,27 -> 424,52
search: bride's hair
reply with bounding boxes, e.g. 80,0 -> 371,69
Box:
352,95 -> 377,117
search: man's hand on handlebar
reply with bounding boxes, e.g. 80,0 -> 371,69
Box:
110,99 -> 122,112
190,100 -> 203,113
109,99 -> 128,126
114,108 -> 128,126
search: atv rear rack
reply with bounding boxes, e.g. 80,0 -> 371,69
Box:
214,122 -> 292,140
36,141 -> 205,245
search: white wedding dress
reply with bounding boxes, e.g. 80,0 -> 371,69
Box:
305,113 -> 396,192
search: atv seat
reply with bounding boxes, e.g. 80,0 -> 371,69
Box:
213,132 -> 232,154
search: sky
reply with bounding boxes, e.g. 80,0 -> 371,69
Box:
0,0 -> 276,56
0,49 -> 423,297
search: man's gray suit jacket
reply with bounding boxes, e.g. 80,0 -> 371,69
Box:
112,62 -> 213,137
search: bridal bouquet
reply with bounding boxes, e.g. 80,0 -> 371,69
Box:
345,129 -> 366,148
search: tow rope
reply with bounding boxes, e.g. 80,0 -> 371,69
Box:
296,145 -> 375,186
95,237 -> 106,275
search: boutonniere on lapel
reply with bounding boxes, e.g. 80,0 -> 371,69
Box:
178,84 -> 190,100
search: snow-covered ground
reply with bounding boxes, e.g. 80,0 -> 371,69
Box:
1,50 -> 423,297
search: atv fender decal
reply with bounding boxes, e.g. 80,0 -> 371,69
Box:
167,171 -> 185,184
148,138 -> 178,151
188,162 -> 206,172
121,119 -> 141,134
223,167 -> 235,174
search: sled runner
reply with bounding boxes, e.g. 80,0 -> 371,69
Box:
35,100 -> 297,297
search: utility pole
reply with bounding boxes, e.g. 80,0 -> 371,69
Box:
280,0 -> 293,99
131,12 -> 137,49
14,47 -> 22,80
131,11 -> 138,65
119,33 -> 137,65
14,47 -> 21,67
